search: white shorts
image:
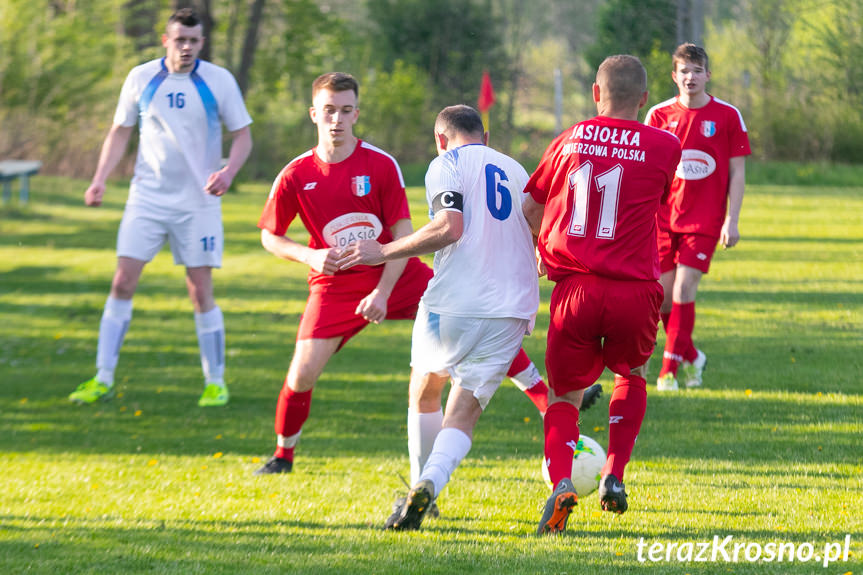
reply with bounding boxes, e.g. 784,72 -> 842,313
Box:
116,205 -> 223,267
410,303 -> 529,410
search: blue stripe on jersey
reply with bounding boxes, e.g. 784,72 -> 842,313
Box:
190,60 -> 221,136
138,58 -> 170,118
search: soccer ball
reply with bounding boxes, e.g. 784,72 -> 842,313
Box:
541,434 -> 607,496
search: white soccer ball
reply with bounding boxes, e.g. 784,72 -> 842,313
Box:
541,434 -> 607,496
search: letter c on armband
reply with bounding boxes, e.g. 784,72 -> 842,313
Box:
432,190 -> 464,213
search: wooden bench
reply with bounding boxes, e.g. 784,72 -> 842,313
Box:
0,160 -> 42,205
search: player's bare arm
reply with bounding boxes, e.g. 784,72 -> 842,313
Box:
721,155 -> 746,249
522,194 -> 548,276
260,228 -> 340,275
85,124 -> 134,207
521,193 -> 544,237
353,218 -> 414,324
337,209 -> 463,270
204,126 -> 253,196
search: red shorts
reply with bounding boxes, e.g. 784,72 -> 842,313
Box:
657,229 -> 718,274
545,274 -> 662,394
298,257 -> 433,349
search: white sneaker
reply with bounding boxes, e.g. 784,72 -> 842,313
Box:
680,349 -> 707,388
656,372 -> 679,391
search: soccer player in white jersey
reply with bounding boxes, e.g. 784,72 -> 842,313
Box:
68,8 -> 253,407
337,105 -> 540,530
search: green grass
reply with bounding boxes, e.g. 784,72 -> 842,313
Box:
1,176 -> 861,574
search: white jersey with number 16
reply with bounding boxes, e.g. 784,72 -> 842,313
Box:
114,57 -> 252,212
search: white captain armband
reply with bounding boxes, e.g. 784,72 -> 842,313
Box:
431,190 -> 464,214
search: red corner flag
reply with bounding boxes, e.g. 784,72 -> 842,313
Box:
478,70 -> 496,112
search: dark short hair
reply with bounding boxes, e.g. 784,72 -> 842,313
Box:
312,72 -> 359,100
168,7 -> 201,29
435,105 -> 484,139
672,43 -> 709,71
596,55 -> 647,109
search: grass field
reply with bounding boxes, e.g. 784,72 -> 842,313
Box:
1,174 -> 861,574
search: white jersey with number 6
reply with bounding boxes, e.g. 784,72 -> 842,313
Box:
421,144 -> 539,321
113,57 -> 252,212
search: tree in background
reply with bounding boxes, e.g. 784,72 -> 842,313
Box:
366,0 -> 509,112
2,0 -> 863,179
585,0 -> 678,115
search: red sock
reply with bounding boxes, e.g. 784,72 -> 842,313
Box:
660,311 -> 671,333
543,401 -> 580,487
603,374 -> 647,480
677,301 -> 697,363
507,348 -> 548,414
273,381 -> 312,461
506,348 -> 530,376
524,380 -> 549,415
660,306 -> 680,375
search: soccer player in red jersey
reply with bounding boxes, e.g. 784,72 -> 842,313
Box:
253,73 -> 558,477
524,55 -> 681,534
645,43 -> 751,391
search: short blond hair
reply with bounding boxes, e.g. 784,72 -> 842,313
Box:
596,55 -> 646,109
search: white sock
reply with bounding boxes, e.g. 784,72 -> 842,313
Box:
509,362 -> 543,391
195,306 -> 225,385
95,296 -> 133,386
419,427 -> 472,498
277,431 -> 302,449
408,408 -> 443,484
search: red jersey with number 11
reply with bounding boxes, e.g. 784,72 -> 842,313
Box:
526,116 -> 681,282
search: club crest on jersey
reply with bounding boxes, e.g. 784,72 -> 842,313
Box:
701,121 -> 716,137
351,175 -> 371,197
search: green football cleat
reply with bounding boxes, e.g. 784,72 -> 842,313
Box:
656,372 -> 679,391
679,349 -> 707,388
198,383 -> 229,407
69,377 -> 114,404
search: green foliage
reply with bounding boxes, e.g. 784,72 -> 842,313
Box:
2,0 -> 863,175
585,0 -> 677,70
641,43 -> 677,116
0,0 -> 139,165
228,0 -> 353,179
358,61 -> 435,162
367,0 -> 508,107
0,175 -> 861,573
707,0 -> 863,163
